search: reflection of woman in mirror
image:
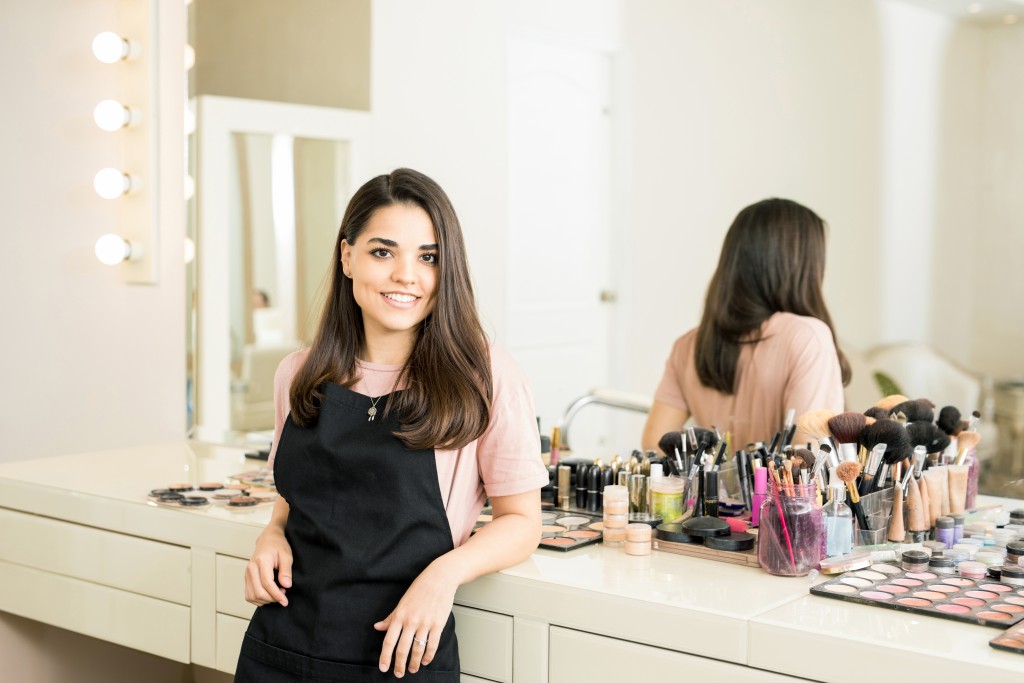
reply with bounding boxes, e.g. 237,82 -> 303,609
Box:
642,198 -> 850,453
236,169 -> 546,681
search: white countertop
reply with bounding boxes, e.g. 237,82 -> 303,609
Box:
1,442 -> 1023,680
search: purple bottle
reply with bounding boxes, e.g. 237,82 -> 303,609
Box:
935,516 -> 954,549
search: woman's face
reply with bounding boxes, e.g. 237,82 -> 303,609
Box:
340,203 -> 439,349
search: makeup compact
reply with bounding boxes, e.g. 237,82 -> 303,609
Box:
991,620 -> 1024,655
811,563 -> 1024,628
474,509 -> 605,551
146,478 -> 278,511
653,517 -> 759,567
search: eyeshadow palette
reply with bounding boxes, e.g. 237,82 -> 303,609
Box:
146,483 -> 278,511
472,510 -> 605,552
991,621 -> 1024,655
229,468 -> 276,490
811,563 -> 1024,628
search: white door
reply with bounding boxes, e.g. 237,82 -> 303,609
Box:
506,37 -> 620,458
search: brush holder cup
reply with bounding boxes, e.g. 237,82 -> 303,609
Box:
757,483 -> 822,577
855,487 -> 894,547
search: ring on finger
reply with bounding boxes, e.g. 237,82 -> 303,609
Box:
414,637 -> 428,647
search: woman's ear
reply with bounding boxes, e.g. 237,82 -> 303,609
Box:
340,239 -> 351,277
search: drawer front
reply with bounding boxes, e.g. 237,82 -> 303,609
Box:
0,559 -> 190,663
550,627 -> 799,682
216,612 -> 251,673
454,605 -> 513,683
216,554 -> 256,619
0,507 -> 190,604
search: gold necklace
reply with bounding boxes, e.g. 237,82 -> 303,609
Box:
367,395 -> 383,421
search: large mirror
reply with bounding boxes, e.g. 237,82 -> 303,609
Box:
185,0 -> 1024,489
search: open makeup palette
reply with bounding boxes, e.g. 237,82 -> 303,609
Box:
146,481 -> 278,511
472,510 -> 605,552
811,562 -> 1024,628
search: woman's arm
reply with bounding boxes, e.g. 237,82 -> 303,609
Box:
375,488 -> 541,677
643,400 -> 689,454
244,496 -> 293,607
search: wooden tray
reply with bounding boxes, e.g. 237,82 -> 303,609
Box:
653,534 -> 761,568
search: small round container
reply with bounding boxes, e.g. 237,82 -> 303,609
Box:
198,482 -> 223,491
1000,565 -> 1024,586
928,556 -> 955,574
935,517 -> 955,549
945,548 -> 969,565
167,483 -> 194,492
966,521 -> 996,535
976,550 -> 1006,567
957,560 -> 986,579
604,514 -> 628,529
992,529 -> 1018,547
625,540 -> 651,556
952,543 -> 979,560
988,566 -> 1002,581
1005,541 -> 1024,562
901,550 -> 929,572
1009,509 -> 1024,524
922,540 -> 946,555
604,500 -> 628,515
602,485 -> 628,503
951,513 -> 965,544
625,523 -> 652,542
961,537 -> 986,547
603,527 -> 626,545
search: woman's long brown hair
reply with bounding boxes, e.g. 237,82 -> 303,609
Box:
695,198 -> 851,393
289,168 -> 492,450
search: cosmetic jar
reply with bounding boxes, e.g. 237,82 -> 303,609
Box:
1006,541 -> 1024,563
1009,509 -> 1024,524
625,522 -> 653,543
1000,565 -> 1024,586
625,540 -> 651,556
603,484 -> 627,503
957,560 -> 986,579
603,526 -> 626,545
935,517 -> 954,549
901,550 -> 929,572
604,514 -> 628,529
965,521 -> 995,536
604,499 -> 628,515
928,556 -> 955,575
952,543 -> 979,559
650,475 -> 685,525
950,513 -> 965,544
993,529 -> 1018,548
976,550 -> 1006,567
945,548 -> 969,565
988,566 -> 1002,581
922,540 -> 946,556
962,536 -> 986,547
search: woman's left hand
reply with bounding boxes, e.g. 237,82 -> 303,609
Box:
374,561 -> 458,677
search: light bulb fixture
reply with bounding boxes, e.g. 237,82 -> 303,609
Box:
93,99 -> 140,131
93,167 -> 139,199
95,234 -> 140,265
92,32 -> 139,63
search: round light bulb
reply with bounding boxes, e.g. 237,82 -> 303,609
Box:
93,168 -> 133,199
184,44 -> 196,71
92,32 -> 129,63
95,234 -> 133,265
184,236 -> 196,265
184,174 -> 196,201
94,99 -> 133,131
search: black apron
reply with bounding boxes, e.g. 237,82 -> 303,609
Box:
235,383 -> 460,682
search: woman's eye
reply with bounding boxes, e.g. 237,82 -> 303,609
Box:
370,248 -> 391,259
421,253 -> 438,265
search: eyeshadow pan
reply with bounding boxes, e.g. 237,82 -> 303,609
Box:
861,591 -> 893,600
540,537 -> 577,547
822,584 -> 858,594
870,563 -> 902,574
892,578 -> 923,587
555,516 -> 590,527
913,591 -> 946,600
966,590 -> 999,600
953,597 -> 985,608
937,603 -> 971,614
540,512 -> 558,522
841,577 -> 872,588
928,584 -> 959,594
855,570 -> 887,581
565,529 -> 600,539
978,611 -> 1011,620
943,578 -> 975,587
993,604 -> 1024,614
540,524 -> 567,535
588,522 -> 605,531
905,572 -> 937,580
980,584 -> 1013,593
878,585 -> 909,594
1004,597 -> 1024,606
898,598 -> 932,607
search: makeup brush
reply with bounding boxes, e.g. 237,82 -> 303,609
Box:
887,479 -> 906,542
937,406 -> 962,436
791,447 -> 816,472
658,431 -> 684,460
954,430 -> 982,466
858,420 -> 912,493
835,460 -> 869,530
906,421 -> 951,456
875,394 -> 909,412
827,412 -> 872,452
792,409 -> 837,449
967,409 -> 982,432
863,406 -> 889,421
889,399 -> 935,424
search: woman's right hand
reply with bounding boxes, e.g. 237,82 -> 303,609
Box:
244,527 -> 293,607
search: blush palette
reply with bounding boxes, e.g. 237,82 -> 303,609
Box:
991,621 -> 1024,655
472,510 -> 605,552
811,563 -> 1024,628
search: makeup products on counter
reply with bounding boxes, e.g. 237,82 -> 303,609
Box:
812,563 -> 1024,628
990,620 -> 1024,655
752,467 -> 768,527
625,523 -> 652,556
146,482 -> 277,510
480,509 -> 605,551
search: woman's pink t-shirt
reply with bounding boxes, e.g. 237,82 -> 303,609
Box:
268,344 -> 549,547
654,312 -> 844,449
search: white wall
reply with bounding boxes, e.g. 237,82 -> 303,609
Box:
0,0 -> 185,465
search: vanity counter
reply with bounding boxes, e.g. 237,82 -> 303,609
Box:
1,443 -> 1022,682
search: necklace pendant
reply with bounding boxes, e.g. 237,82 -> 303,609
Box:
367,405 -> 377,421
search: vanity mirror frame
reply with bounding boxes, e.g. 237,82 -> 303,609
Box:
193,95 -> 370,443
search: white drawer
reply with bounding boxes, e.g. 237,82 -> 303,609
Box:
0,559 -> 190,663
550,627 -> 800,682
216,612 -> 250,673
454,605 -> 513,683
216,554 -> 256,619
0,507 -> 190,604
